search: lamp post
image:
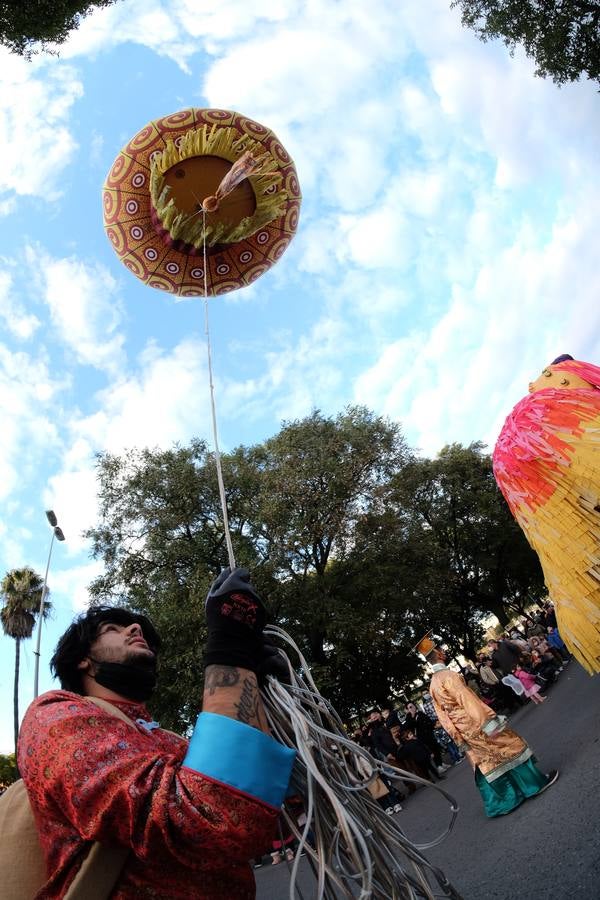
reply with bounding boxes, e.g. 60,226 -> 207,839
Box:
33,510 -> 66,698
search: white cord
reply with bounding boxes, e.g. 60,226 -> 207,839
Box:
262,625 -> 463,900
202,208 -> 236,570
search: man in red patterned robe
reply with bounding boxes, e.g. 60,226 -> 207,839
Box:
18,568 -> 295,899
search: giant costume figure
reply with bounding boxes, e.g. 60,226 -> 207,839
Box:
493,355 -> 600,673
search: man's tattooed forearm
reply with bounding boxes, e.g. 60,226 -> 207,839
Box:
233,676 -> 260,725
204,665 -> 241,695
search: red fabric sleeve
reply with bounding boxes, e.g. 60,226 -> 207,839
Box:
18,692 -> 278,872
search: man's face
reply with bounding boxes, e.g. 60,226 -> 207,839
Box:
87,620 -> 156,667
368,711 -> 381,724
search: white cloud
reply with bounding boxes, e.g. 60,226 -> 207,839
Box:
0,269 -> 40,339
0,343 -> 64,501
78,336 -> 211,451
34,250 -> 125,373
0,48 -> 82,202
47,561 -> 104,612
355,179 -> 600,455
60,0 -> 196,67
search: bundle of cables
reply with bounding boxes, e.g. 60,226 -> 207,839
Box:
261,625 -> 464,900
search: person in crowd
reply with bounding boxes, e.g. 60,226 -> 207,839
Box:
479,656 -> 500,689
529,649 -> 559,686
543,602 -> 558,629
354,751 -> 403,816
404,702 -> 448,774
529,634 -> 564,670
17,568 -> 295,899
464,669 -> 483,696
424,640 -> 558,817
393,729 -> 443,783
508,631 -> 531,653
381,704 -> 402,729
366,708 -> 398,760
513,665 -> 546,704
526,615 -> 547,639
546,625 -> 571,662
487,637 -> 523,676
486,641 -> 525,710
421,691 -> 464,764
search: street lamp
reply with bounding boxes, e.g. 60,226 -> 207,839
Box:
33,510 -> 66,698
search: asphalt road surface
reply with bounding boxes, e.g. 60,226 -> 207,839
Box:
255,660 -> 600,899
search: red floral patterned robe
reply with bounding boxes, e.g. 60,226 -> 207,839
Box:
18,691 -> 284,899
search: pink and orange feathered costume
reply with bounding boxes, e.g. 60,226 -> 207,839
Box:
493,357 -> 600,673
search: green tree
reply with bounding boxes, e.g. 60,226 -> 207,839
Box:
85,408 -> 415,726
0,752 -> 18,790
389,442 -> 546,658
0,1 -> 120,58
452,0 -> 600,84
86,440 -> 242,732
0,567 -> 48,755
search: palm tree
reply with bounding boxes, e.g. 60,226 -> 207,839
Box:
0,567 -> 50,755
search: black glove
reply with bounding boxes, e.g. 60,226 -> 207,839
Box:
204,567 -> 266,672
257,642 -> 291,686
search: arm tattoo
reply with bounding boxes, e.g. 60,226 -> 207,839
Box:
204,665 -> 241,695
233,676 -> 260,725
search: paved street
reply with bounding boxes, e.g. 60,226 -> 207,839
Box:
256,661 -> 600,899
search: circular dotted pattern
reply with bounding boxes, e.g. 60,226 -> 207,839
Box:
103,108 -> 301,296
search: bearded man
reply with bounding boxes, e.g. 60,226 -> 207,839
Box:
17,568 -> 295,899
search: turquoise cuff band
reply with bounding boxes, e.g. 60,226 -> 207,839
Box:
183,712 -> 296,808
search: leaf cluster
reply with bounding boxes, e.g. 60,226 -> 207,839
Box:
452,0 -> 600,84
0,1 -> 120,58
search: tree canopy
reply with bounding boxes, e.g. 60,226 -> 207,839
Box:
452,0 -> 600,84
85,410 -> 546,730
0,1 -> 120,58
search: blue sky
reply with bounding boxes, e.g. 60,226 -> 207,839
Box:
1,0 -> 599,752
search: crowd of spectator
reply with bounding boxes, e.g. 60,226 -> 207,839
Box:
472,603 -> 571,711
348,603 -> 570,816
260,603 -> 570,864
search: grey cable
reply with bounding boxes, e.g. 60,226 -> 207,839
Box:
262,625 -> 463,900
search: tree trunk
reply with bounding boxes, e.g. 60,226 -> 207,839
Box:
13,638 -> 20,757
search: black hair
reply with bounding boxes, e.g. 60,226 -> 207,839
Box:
50,605 -> 161,694
425,647 -> 439,663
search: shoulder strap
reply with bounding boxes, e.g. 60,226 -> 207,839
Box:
64,696 -> 185,899
64,842 -> 129,900
87,695 -> 183,740
63,697 -> 135,900
86,695 -> 141,726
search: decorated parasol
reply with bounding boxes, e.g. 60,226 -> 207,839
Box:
103,107 -> 301,297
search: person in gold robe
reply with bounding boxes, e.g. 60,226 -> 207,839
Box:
423,641 -> 558,817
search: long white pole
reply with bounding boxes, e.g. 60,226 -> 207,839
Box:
33,530 -> 56,699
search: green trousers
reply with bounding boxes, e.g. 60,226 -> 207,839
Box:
475,758 -> 549,817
